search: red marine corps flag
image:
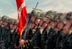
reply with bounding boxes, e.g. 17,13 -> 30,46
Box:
16,0 -> 27,37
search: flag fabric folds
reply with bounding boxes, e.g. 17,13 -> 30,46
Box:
16,0 -> 27,36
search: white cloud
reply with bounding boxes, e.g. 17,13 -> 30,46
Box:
8,12 -> 18,19
35,0 -> 72,12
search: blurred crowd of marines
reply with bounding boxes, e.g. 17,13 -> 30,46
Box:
0,11 -> 72,49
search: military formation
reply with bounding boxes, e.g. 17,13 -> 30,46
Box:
0,11 -> 72,49
20,10 -> 72,49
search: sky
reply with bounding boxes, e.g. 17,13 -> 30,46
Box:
0,0 -> 72,19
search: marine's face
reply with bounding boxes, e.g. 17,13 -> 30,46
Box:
13,25 -> 17,30
42,22 -> 48,29
31,16 -> 35,22
63,25 -> 70,34
30,23 -> 35,29
3,22 -> 8,26
10,24 -> 13,29
40,19 -> 43,25
50,21 -> 55,28
35,18 -> 41,25
10,24 -> 17,30
57,22 -> 64,30
37,19 -> 41,23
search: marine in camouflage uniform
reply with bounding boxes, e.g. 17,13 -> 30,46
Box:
56,24 -> 71,49
0,16 -> 9,49
17,23 -> 37,49
62,24 -> 72,49
25,23 -> 37,49
7,19 -> 19,49
45,20 -> 57,49
40,21 -> 48,49
31,27 -> 41,49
